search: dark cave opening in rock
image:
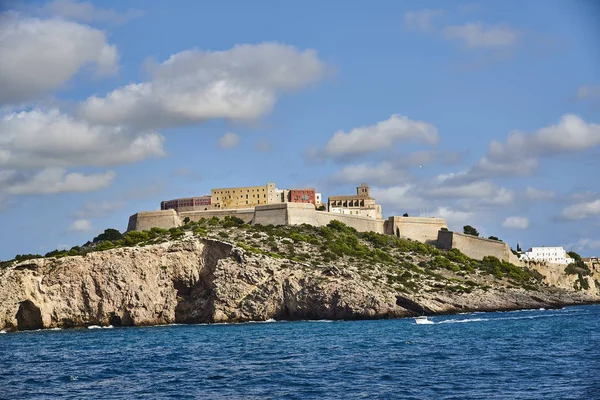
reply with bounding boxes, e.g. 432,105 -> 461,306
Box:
109,313 -> 122,327
16,300 -> 43,331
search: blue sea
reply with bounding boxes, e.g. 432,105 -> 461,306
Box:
1,305 -> 599,399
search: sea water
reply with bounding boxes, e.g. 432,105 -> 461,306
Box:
1,305 -> 599,399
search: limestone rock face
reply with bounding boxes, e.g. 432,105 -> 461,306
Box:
0,238 -> 598,331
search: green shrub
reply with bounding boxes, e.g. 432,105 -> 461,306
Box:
222,216 -> 245,228
123,230 -> 150,246
565,261 -> 591,276
93,228 -> 123,243
168,228 -> 184,240
95,241 -> 115,251
218,231 -> 230,239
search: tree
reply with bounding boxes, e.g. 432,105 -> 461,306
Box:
93,228 -> 123,243
517,243 -> 522,252
488,236 -> 500,241
568,251 -> 581,261
183,217 -> 191,224
463,225 -> 479,237
317,205 -> 326,211
403,213 -> 409,217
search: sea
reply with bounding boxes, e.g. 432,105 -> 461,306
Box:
1,305 -> 599,399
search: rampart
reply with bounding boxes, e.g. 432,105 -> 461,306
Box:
384,216 -> 448,244
127,203 -> 385,234
437,230 -> 522,265
127,210 -> 181,232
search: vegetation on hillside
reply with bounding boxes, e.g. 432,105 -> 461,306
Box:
0,217 -> 546,295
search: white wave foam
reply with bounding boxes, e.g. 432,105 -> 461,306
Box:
0,330 -> 6,334
87,325 -> 113,329
437,318 -> 488,324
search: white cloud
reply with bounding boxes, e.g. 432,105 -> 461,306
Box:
442,22 -> 519,48
79,43 -> 326,129
490,114 -> 600,158
37,0 -> 143,24
525,186 -> 555,201
369,184 -> 427,214
68,218 -> 93,232
437,207 -> 476,230
502,216 -> 530,229
7,168 -> 115,195
562,199 -> 600,220
403,9 -> 443,32
0,13 -> 118,106
0,108 -> 165,168
218,132 -> 240,149
73,200 -> 124,218
329,162 -> 409,186
566,238 -> 600,252
576,84 -> 600,100
317,114 -> 438,161
423,173 -> 514,208
477,114 -> 600,176
427,179 -> 497,198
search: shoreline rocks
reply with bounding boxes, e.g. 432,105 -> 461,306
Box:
0,238 -> 598,332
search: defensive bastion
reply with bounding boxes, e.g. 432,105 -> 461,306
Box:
127,203 -> 521,264
128,203 -> 446,242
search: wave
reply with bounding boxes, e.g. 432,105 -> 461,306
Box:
87,325 -> 114,330
0,330 -> 6,334
437,318 -> 488,324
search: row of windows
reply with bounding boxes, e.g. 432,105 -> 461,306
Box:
213,188 -> 266,195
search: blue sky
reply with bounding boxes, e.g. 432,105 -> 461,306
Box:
1,0 -> 599,259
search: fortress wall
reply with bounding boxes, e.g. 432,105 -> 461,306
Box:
286,203 -> 322,226
386,217 -> 448,244
437,230 -> 512,262
253,204 -> 290,226
180,208 -> 255,224
127,210 -> 181,231
315,211 -> 384,233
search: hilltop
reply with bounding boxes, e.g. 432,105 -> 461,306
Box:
1,217 -> 598,331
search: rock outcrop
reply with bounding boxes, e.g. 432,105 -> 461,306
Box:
0,238 -> 598,332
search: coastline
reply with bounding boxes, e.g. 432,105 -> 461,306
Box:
1,227 -> 599,333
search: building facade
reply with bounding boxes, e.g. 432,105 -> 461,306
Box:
522,246 -> 573,265
327,183 -> 382,219
288,188 -> 316,205
315,193 -> 322,205
211,182 -> 277,209
160,196 -> 211,212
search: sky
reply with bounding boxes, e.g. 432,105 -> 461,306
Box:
0,0 -> 599,260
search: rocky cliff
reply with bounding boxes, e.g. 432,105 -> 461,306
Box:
1,234 -> 598,332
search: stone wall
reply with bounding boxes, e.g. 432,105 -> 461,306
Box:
437,230 -> 521,264
180,208 -> 255,224
314,211 -> 384,233
127,210 -> 181,232
385,217 -> 448,244
126,204 -> 438,240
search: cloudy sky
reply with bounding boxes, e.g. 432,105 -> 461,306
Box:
1,0 -> 599,259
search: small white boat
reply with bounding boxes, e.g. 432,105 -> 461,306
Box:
414,316 -> 434,325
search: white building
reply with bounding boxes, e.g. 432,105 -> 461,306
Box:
522,246 -> 573,265
315,193 -> 322,205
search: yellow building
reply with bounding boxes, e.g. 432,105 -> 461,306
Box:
211,182 -> 277,209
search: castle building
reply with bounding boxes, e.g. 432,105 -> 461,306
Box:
160,196 -> 211,212
521,246 -> 573,265
211,182 -> 277,209
327,183 -> 382,219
